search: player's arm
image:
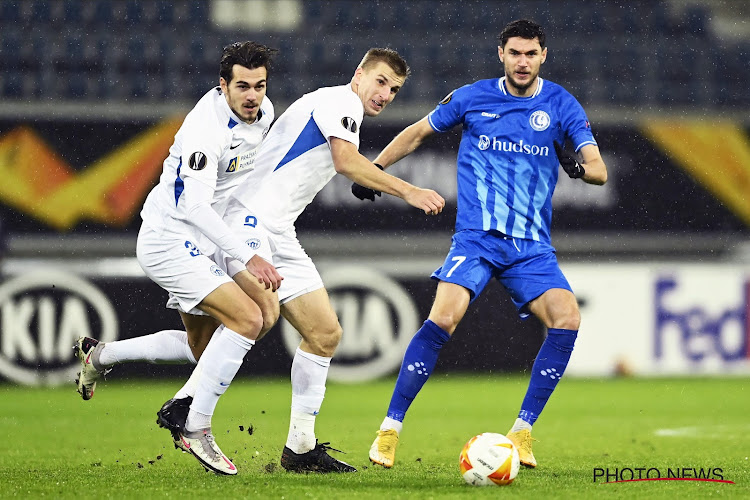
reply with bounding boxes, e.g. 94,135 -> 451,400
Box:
578,144 -> 607,185
351,117 -> 436,201
554,141 -> 608,186
330,136 -> 444,215
372,117 -> 436,168
182,176 -> 282,290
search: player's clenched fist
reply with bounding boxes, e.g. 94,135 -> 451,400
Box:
246,255 -> 284,291
405,187 -> 445,215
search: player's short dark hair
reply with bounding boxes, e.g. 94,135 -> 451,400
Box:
498,19 -> 546,49
220,41 -> 278,83
358,48 -> 411,79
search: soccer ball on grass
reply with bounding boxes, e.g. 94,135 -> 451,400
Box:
459,432 -> 520,486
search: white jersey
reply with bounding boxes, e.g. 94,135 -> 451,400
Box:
140,87 -> 274,234
229,84 -> 363,234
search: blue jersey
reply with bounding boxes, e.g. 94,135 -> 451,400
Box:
427,77 -> 596,243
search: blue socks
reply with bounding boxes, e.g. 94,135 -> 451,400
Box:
385,324 -> 575,427
386,320 -> 451,422
518,328 -> 578,425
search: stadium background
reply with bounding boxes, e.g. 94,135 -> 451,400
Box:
1,0 -> 749,386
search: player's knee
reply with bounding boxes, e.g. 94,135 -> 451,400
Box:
228,308 -> 264,340
305,322 -> 342,357
550,307 -> 580,330
256,301 -> 280,340
428,312 -> 460,334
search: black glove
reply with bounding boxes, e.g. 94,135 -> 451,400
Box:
553,141 -> 585,179
351,163 -> 384,201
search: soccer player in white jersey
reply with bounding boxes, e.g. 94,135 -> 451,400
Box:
153,47 -> 445,474
360,20 -> 608,470
74,41 -> 283,475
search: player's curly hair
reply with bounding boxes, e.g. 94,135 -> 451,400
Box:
220,41 -> 278,83
498,19 -> 546,48
358,47 -> 411,79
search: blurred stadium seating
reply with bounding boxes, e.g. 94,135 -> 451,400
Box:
0,0 -> 747,108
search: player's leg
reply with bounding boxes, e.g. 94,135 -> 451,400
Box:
179,281 -> 264,475
156,216 -> 281,459
277,288 -> 356,473
81,312 -> 217,373
155,314 -> 222,445
370,281 -> 470,468
499,239 -> 579,468
167,272 -> 279,403
158,271 -> 281,445
371,230 -> 490,468
507,287 -> 579,468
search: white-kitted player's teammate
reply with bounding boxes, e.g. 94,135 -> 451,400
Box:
74,41 -> 283,476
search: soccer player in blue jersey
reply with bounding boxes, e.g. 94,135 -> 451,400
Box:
358,19 -> 608,469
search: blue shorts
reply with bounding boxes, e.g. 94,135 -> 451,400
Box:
431,230 -> 572,318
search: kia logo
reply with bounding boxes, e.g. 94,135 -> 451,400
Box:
0,272 -> 118,386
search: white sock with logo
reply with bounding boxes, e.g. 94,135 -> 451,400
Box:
286,347 -> 330,454
174,326 -> 224,400
185,327 -> 254,433
95,330 -> 196,370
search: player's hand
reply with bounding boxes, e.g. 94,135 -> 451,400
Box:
351,182 -> 381,201
351,163 -> 384,201
245,255 -> 283,292
554,141 -> 586,179
405,187 -> 445,215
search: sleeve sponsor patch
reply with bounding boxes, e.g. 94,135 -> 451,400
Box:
439,90 -> 455,105
188,152 -> 207,170
341,117 -> 357,133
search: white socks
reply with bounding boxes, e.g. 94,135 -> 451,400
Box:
380,417 -> 403,434
185,327 -> 254,433
174,326 -> 224,400
510,418 -> 533,433
96,330 -> 196,369
285,347 -> 331,454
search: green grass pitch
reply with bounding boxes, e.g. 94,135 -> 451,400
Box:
2,375 -> 748,499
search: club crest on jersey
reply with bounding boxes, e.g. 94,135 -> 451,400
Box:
189,151 -> 207,170
341,117 -> 357,133
439,90 -> 455,105
245,238 -> 261,250
210,265 -> 225,276
529,110 -> 551,131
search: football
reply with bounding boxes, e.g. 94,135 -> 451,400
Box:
459,433 -> 520,486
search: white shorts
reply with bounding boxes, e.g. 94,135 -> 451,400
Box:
216,202 -> 324,304
136,222 -> 233,316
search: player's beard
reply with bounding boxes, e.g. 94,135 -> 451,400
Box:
505,72 -> 537,94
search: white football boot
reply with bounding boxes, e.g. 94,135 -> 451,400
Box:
178,428 -> 237,475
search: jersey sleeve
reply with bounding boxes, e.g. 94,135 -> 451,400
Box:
427,86 -> 468,133
559,94 -> 597,152
311,88 -> 363,148
179,104 -> 228,190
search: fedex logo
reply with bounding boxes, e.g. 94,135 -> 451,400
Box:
654,276 -> 748,363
